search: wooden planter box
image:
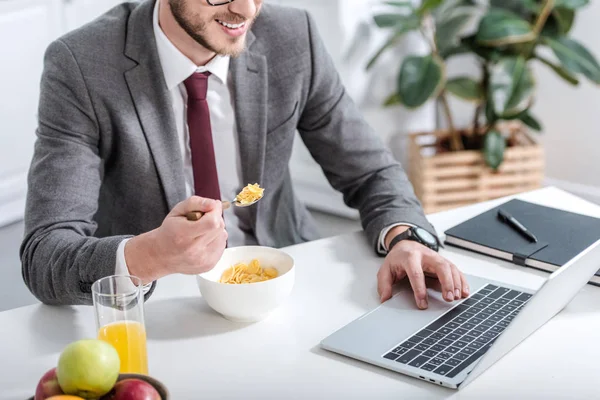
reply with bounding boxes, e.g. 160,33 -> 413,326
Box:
408,122 -> 545,214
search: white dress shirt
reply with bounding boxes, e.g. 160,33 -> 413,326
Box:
114,0 -> 255,285
114,0 -> 410,286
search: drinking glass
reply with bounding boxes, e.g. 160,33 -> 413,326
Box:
92,275 -> 149,374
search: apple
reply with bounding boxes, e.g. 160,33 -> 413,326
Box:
56,339 -> 120,399
101,378 -> 161,400
35,368 -> 64,400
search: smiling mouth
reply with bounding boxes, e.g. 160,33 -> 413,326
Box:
216,19 -> 246,29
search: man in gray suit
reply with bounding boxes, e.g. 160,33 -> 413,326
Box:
21,0 -> 470,308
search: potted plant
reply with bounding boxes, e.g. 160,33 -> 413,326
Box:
367,0 -> 600,213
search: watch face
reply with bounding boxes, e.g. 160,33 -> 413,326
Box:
415,227 -> 436,245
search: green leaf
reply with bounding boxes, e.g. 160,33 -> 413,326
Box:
397,54 -> 445,108
542,7 -> 575,37
460,35 -> 503,62
417,0 -> 444,16
485,99 -> 498,125
554,0 -> 589,9
543,36 -> 600,84
434,0 -> 479,19
475,9 -> 536,47
383,92 -> 402,106
522,0 -> 542,13
488,56 -> 535,117
374,13 -> 405,28
436,6 -> 479,57
483,130 -> 506,170
439,44 -> 471,59
554,7 -> 575,34
366,16 -> 421,69
490,0 -> 530,15
382,1 -> 413,7
492,0 -> 543,16
372,2 -> 417,28
446,77 -> 483,101
535,54 -> 579,85
518,111 -> 543,131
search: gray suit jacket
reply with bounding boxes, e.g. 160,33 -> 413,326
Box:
20,0 -> 435,305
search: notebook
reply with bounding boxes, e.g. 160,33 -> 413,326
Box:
444,199 -> 600,286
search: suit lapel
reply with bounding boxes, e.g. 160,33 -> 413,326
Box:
122,1 -> 268,214
123,0 -> 186,211
230,35 -> 268,221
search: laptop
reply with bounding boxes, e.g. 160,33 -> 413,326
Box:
319,238 -> 600,389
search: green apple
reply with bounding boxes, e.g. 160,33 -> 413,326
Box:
57,339 -> 120,399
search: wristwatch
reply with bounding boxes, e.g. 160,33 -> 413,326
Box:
388,226 -> 439,252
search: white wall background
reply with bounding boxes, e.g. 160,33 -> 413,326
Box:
531,1 -> 600,200
0,0 -> 124,227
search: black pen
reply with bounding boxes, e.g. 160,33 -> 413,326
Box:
497,209 -> 538,243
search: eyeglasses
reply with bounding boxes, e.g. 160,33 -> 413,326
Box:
206,0 -> 235,5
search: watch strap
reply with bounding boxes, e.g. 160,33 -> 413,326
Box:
388,229 -> 412,252
388,227 -> 438,252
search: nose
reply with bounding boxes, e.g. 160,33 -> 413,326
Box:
228,0 -> 257,19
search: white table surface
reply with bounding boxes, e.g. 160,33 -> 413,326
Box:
2,186 -> 600,400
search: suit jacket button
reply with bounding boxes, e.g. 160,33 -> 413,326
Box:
79,282 -> 92,293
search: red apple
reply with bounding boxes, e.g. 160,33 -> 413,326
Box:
35,368 -> 65,400
102,378 -> 161,400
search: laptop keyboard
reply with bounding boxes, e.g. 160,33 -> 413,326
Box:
382,284 -> 532,378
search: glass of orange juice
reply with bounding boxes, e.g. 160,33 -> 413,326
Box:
92,275 -> 148,374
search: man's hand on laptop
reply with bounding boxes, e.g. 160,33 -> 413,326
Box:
377,240 -> 470,310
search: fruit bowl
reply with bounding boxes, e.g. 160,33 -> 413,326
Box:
196,245 -> 295,322
30,373 -> 169,400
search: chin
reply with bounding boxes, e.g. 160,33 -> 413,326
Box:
216,40 -> 247,57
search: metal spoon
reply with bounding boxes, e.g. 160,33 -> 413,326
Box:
185,196 -> 262,221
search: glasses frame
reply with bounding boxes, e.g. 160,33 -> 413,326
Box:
207,0 -> 235,5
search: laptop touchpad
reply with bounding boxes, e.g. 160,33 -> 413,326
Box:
337,275 -> 491,357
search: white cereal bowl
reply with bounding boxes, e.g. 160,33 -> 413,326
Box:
196,246 -> 295,322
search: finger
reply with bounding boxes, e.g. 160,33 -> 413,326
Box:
377,260 -> 395,303
188,230 -> 228,275
193,213 -> 225,242
424,253 -> 455,302
173,203 -> 224,240
215,228 -> 229,248
403,251 -> 429,309
449,261 -> 462,300
170,196 -> 220,217
460,269 -> 470,298
446,259 -> 469,298
204,227 -> 228,254
185,200 -> 223,221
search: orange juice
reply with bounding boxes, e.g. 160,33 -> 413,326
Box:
97,320 -> 148,374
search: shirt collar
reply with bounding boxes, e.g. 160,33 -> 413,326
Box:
152,0 -> 230,91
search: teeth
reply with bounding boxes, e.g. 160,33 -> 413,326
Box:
217,19 -> 245,29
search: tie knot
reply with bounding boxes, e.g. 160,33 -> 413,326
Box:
184,71 -> 211,100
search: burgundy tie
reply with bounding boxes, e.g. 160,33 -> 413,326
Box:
184,71 -> 221,200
